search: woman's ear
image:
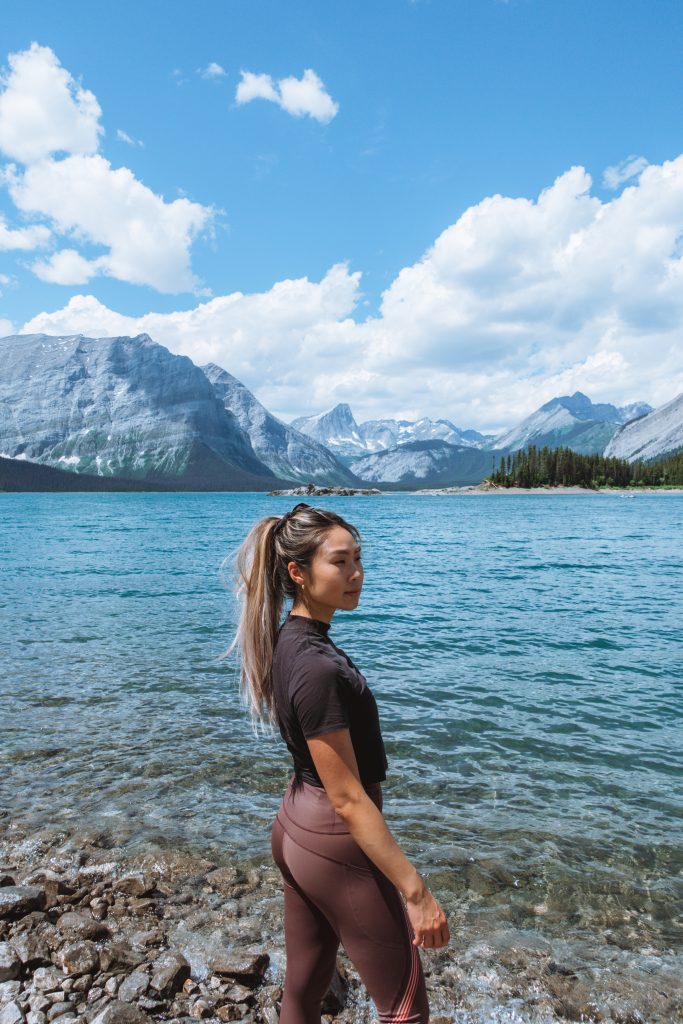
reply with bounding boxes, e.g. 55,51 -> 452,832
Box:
288,560 -> 305,588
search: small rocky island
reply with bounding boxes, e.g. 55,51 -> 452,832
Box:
268,484 -> 382,497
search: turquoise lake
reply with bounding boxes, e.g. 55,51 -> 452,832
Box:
2,490 -> 682,1007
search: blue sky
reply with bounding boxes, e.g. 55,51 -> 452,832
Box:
1,0 -> 683,431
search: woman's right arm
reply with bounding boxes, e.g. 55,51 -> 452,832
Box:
307,729 -> 450,949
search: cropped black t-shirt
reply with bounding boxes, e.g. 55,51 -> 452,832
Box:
272,611 -> 388,788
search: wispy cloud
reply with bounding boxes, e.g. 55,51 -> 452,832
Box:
235,68 -> 338,124
200,62 -> 226,80
116,128 -> 143,147
603,154 -> 649,190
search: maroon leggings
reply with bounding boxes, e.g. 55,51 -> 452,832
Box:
270,775 -> 429,1024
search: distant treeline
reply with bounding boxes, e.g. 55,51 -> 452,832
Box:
487,445 -> 683,488
0,456 -> 171,492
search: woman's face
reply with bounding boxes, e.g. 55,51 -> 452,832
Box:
293,525 -> 363,614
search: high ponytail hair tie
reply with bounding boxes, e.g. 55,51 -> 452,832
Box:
273,501 -> 311,536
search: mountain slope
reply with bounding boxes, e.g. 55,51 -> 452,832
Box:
201,362 -> 361,485
348,440 -> 502,486
493,391 -> 653,454
0,333 -> 287,489
604,392 -> 683,461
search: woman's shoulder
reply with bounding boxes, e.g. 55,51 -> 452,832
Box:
276,630 -> 352,687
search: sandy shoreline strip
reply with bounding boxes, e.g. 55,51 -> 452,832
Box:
402,485 -> 683,495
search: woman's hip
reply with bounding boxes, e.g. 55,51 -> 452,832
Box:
272,773 -> 383,871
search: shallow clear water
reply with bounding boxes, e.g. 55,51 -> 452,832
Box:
2,491 -> 682,987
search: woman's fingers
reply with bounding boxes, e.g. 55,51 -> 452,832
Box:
407,892 -> 450,949
412,916 -> 450,948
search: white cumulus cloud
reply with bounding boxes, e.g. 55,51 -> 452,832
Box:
19,155 -> 683,431
6,155 -> 212,292
0,43 -> 213,293
0,42 -> 102,163
0,214 -> 50,250
31,248 -> 101,285
235,68 -> 338,124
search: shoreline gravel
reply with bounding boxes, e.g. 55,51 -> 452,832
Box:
1,821 -> 680,1024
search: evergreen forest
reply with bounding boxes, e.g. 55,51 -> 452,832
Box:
487,445 -> 683,489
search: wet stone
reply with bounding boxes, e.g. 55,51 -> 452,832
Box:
97,946 -> 145,975
111,878 -> 155,900
58,943 -> 99,978
31,971 -> 62,995
0,1003 -> 25,1024
134,998 -> 165,1013
0,946 -> 20,984
214,1007 -> 241,1023
149,953 -> 190,997
9,929 -> 52,967
89,1004 -> 150,1024
126,930 -> 162,951
203,869 -> 240,896
205,954 -> 269,988
0,981 -> 23,1004
55,917 -> 109,944
0,890 -> 45,922
115,972 -> 149,1004
46,1004 -> 72,1022
218,983 -> 254,1005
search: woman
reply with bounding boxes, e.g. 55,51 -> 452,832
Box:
226,501 -> 449,1024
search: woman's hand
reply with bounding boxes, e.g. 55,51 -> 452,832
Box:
404,886 -> 450,948
306,730 -> 451,950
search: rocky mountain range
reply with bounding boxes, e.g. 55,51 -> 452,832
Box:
0,332 -> 680,491
492,391 -> 653,455
291,403 -> 492,462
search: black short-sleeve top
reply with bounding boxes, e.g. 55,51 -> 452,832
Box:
272,611 -> 389,788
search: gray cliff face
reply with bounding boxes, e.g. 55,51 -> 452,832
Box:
604,392 -> 683,461
348,440 -> 501,486
0,333 -> 279,486
492,391 -> 654,454
290,403 -> 366,460
200,363 -> 361,486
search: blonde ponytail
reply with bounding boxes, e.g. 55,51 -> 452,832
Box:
219,502 -> 361,736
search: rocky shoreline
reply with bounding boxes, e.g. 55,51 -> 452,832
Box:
268,482 -> 683,498
1,821 -> 681,1024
